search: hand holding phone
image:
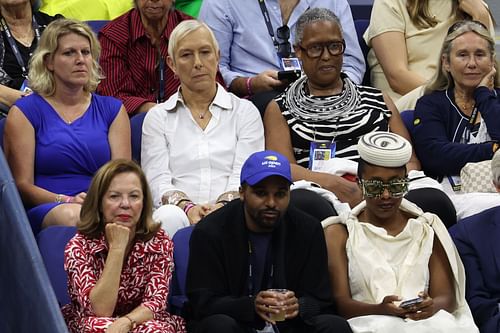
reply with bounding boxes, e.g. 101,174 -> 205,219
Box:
277,70 -> 301,82
399,296 -> 424,309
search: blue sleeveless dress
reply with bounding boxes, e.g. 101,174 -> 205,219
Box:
15,93 -> 122,234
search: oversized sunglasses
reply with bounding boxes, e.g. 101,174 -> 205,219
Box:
275,25 -> 291,58
359,178 -> 409,198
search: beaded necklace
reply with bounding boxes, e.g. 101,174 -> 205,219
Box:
284,75 -> 360,122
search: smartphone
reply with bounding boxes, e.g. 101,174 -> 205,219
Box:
399,297 -> 424,309
278,70 -> 301,82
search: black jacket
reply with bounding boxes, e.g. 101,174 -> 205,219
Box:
186,199 -> 334,331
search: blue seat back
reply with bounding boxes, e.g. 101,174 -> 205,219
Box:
86,20 -> 109,34
37,226 -> 78,306
354,19 -> 371,86
169,225 -> 194,314
130,112 -> 147,165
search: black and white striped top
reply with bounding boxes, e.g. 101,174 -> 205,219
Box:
276,74 -> 392,167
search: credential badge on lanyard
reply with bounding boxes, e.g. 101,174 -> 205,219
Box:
309,141 -> 336,171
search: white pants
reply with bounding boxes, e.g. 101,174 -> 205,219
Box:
153,204 -> 190,238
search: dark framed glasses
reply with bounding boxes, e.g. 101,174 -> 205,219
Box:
275,25 -> 291,58
447,20 -> 488,35
360,178 -> 409,198
298,40 -> 346,58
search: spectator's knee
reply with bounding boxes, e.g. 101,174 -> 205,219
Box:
153,204 -> 190,237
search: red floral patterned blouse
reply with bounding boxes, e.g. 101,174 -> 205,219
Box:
62,228 -> 186,333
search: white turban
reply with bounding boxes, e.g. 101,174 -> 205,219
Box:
358,132 -> 412,167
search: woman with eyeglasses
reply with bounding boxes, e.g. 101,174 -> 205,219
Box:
412,20 -> 500,218
364,0 -> 493,110
263,8 -> 456,223
322,132 -> 478,333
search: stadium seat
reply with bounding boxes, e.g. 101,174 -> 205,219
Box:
169,225 -> 194,315
131,112 -> 147,164
354,19 -> 371,86
37,226 -> 77,306
86,20 -> 109,34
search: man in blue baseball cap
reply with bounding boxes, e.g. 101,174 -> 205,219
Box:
186,150 -> 352,333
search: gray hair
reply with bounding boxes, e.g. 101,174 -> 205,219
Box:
294,8 -> 343,45
167,20 -> 219,62
425,20 -> 497,94
492,150 -> 500,185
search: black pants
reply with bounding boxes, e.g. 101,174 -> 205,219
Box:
405,187 -> 457,228
192,314 -> 353,333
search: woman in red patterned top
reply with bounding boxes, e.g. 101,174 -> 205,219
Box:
62,159 -> 185,333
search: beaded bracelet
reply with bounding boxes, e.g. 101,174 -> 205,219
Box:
183,202 -> 196,214
246,77 -> 253,96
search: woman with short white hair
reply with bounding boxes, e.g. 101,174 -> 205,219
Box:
141,20 -> 264,237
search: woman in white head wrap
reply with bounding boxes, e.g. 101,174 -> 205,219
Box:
322,131 -> 478,333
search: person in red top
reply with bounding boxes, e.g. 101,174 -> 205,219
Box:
62,159 -> 185,333
97,0 -> 192,115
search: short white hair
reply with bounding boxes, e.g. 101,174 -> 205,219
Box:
167,20 -> 219,62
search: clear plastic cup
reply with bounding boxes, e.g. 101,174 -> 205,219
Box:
267,288 -> 287,321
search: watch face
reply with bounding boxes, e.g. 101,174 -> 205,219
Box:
167,192 -> 183,205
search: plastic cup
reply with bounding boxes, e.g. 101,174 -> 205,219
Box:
268,288 -> 287,321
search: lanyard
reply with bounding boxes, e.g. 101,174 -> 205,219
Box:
257,0 -> 280,50
157,49 -> 165,103
0,16 -> 41,78
248,240 -> 274,296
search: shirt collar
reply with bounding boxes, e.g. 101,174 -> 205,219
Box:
163,83 -> 233,112
130,8 -> 178,44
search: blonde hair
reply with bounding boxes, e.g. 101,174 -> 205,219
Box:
78,159 -> 160,242
167,20 -> 219,63
28,18 -> 102,96
406,0 -> 467,29
425,20 -> 497,94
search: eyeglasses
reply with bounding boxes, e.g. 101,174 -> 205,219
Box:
275,25 -> 291,58
359,178 -> 409,198
298,40 -> 346,58
447,20 -> 488,35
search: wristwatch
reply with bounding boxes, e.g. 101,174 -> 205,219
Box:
124,315 -> 137,330
162,190 -> 189,206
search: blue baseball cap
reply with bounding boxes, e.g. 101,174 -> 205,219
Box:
240,150 -> 293,186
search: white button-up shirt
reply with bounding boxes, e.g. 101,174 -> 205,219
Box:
142,84 -> 264,207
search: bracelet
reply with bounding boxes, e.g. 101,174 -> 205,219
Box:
55,194 -> 63,203
183,202 -> 196,214
246,77 -> 253,96
123,315 -> 137,330
493,142 -> 499,154
162,190 -> 189,206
